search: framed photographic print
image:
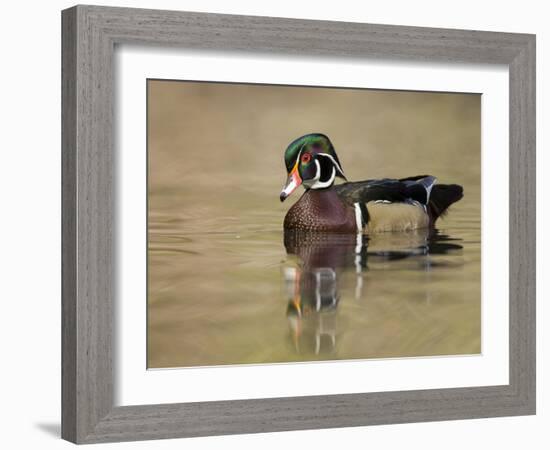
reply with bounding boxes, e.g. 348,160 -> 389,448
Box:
61,5 -> 536,444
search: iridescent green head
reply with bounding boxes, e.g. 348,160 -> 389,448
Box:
280,133 -> 346,202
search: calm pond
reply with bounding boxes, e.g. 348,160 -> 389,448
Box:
147,193 -> 480,368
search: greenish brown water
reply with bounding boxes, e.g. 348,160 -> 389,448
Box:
147,80 -> 481,368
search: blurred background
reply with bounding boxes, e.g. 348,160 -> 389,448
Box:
147,80 -> 481,368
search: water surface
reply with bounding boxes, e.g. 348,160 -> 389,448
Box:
147,197 -> 480,368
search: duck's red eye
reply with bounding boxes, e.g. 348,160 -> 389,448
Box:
301,153 -> 312,164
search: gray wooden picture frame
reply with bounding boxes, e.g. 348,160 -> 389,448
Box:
61,4 -> 536,444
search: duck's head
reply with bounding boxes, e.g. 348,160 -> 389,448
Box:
279,133 -> 346,202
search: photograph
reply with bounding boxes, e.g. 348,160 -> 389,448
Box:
147,79 -> 481,368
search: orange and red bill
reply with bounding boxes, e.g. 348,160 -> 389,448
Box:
279,161 -> 302,202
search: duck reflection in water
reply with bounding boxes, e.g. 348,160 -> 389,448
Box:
282,229 -> 463,356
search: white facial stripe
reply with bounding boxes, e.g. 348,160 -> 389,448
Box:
302,159 -> 320,188
294,149 -> 342,190
309,165 -> 336,189
316,153 -> 345,178
314,159 -> 321,182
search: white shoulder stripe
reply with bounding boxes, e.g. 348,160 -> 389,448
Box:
354,203 -> 363,231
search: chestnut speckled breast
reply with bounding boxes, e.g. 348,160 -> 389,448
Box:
283,189 -> 357,233
279,133 -> 464,233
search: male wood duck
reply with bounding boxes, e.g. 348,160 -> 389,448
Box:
280,133 -> 463,233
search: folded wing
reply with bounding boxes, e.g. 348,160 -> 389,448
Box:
334,175 -> 463,223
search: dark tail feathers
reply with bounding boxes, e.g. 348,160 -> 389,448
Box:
429,184 -> 463,221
